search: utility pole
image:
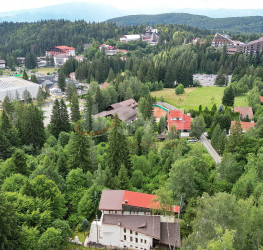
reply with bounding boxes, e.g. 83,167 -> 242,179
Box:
94,191 -> 98,244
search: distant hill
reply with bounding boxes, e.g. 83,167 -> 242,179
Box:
0,2 -> 125,22
107,13 -> 263,33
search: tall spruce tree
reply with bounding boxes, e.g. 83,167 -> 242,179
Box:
85,92 -> 93,132
50,99 -> 70,138
21,104 -> 45,149
95,86 -> 104,112
58,73 -> 66,91
68,130 -> 92,172
30,74 -> 38,83
25,52 -> 37,69
222,85 -> 235,107
22,69 -> 28,80
60,99 -> 70,133
70,92 -> 81,122
50,99 -> 61,138
107,115 -> 131,176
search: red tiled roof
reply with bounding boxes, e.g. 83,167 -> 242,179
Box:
169,110 -> 183,118
168,111 -> 191,131
234,106 -> 254,120
99,190 -> 179,213
231,121 -> 256,132
100,83 -> 109,90
55,46 -> 75,50
260,96 -> 263,103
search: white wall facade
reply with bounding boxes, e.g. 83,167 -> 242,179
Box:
88,219 -> 153,250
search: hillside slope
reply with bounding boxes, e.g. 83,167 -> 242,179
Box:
107,13 -> 263,33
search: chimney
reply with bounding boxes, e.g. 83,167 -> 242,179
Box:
125,200 -> 128,204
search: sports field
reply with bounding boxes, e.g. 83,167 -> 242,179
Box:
151,87 -> 248,111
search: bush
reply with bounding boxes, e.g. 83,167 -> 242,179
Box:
175,84 -> 185,95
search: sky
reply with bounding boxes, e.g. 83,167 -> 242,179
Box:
1,0 -> 263,13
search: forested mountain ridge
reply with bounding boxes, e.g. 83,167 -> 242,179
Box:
107,13 -> 263,33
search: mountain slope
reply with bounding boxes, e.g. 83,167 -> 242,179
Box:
107,13 -> 263,33
0,2 -> 125,22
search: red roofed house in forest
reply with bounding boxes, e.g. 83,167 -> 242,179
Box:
167,110 -> 191,137
87,190 -> 181,249
234,106 -> 254,120
231,121 -> 256,133
45,46 -> 75,57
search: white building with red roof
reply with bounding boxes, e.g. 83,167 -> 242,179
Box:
167,110 -> 191,137
88,190 -> 181,249
46,46 -> 75,57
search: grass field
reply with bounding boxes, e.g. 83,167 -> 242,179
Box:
151,87 -> 248,110
34,67 -> 57,75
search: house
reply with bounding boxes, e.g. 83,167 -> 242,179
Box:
260,96 -> 263,103
93,99 -> 138,124
54,54 -> 69,67
120,35 -> 141,43
88,190 -> 181,249
0,59 -> 6,69
234,106 -> 254,120
142,27 -> 160,45
167,110 -> 191,137
46,46 -> 75,57
17,57 -> 25,65
231,121 -> 256,133
99,44 -> 117,56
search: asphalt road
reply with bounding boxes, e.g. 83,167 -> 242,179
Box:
200,133 -> 222,164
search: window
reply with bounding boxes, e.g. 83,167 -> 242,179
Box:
141,239 -> 143,243
124,228 -> 126,233
130,230 -> 133,234
135,238 -> 138,243
135,232 -> 138,236
144,240 -> 147,244
130,237 -> 133,242
124,235 -> 126,241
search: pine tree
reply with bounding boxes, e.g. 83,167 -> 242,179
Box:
211,124 -> 222,152
25,52 -> 37,69
95,86 -> 104,112
222,85 -> 235,107
107,115 -> 131,176
36,88 -> 45,107
0,109 -> 12,132
71,92 -> 81,122
85,92 -> 93,132
0,130 -> 11,160
22,69 -> 28,80
68,130 -> 92,172
226,121 -> 243,153
2,96 -> 14,115
30,74 -> 38,83
58,73 -> 66,91
22,89 -> 32,103
60,99 -> 70,133
50,99 -> 61,138
50,99 -> 70,138
107,68 -> 115,82
21,104 -> 45,149
116,165 -> 130,190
